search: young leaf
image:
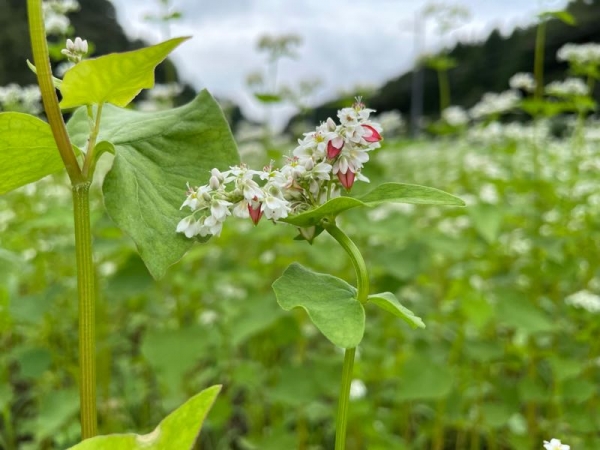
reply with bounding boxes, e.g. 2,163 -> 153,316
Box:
272,263 -> 365,348
367,292 -> 425,329
60,36 -> 189,109
539,10 -> 576,26
67,90 -> 239,279
282,182 -> 465,227
66,385 -> 221,450
0,112 -> 62,195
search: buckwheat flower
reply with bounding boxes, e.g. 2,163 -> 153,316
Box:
61,36 -> 89,63
565,290 -> 600,313
442,106 -> 469,126
210,198 -> 232,222
546,78 -> 589,98
509,72 -> 536,92
338,107 -> 360,127
543,438 -> 570,450
176,215 -> 201,238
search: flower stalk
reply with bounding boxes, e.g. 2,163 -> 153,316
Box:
324,221 -> 370,450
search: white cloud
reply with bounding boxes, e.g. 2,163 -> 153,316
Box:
109,0 -> 570,127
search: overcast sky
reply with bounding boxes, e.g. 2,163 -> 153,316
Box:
110,0 -> 570,125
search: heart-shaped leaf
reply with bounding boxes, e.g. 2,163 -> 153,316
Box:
272,263 -> 365,348
67,90 -> 239,279
0,112 -> 63,195
67,385 -> 221,450
60,37 -> 189,109
367,292 -> 425,329
282,182 -> 465,227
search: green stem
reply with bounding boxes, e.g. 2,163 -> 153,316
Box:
437,68 -> 450,115
73,183 -> 98,438
27,0 -> 83,185
82,103 -> 104,178
324,220 -> 370,450
533,20 -> 546,101
27,0 -> 98,438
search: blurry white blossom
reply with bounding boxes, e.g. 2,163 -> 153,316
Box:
373,110 -> 404,136
43,0 -> 79,35
557,42 -> 600,66
509,72 -> 536,93
546,78 -> 589,98
470,90 -> 521,119
349,379 -> 367,400
565,290 -> 600,313
543,438 -> 570,450
442,106 -> 469,126
0,84 -> 42,114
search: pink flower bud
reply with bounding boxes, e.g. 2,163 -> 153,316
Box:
361,124 -> 382,143
248,199 -> 263,225
327,136 -> 344,159
337,170 -> 356,190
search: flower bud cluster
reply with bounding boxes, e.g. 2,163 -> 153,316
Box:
177,101 -> 382,238
61,37 -> 88,63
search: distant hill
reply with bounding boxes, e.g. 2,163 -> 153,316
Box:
287,0 -> 600,130
0,0 -> 195,107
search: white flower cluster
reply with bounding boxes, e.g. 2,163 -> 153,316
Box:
61,37 -> 88,63
557,42 -> 600,66
442,106 -> 469,126
43,0 -> 80,35
543,438 -> 570,450
177,101 -> 383,238
509,72 -> 536,93
546,78 -> 589,98
565,290 -> 600,313
0,84 -> 42,114
470,90 -> 521,119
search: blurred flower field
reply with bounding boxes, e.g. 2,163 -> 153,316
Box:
2,107 -> 600,448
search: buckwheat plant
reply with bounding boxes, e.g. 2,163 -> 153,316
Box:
177,100 -> 464,448
1,1 -> 241,448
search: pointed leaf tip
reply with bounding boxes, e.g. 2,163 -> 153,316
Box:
60,36 -> 191,109
368,292 -> 425,329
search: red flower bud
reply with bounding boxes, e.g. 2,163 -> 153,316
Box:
248,200 -> 263,225
327,137 -> 344,159
361,124 -> 382,143
337,170 -> 356,190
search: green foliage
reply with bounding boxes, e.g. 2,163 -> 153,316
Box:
60,37 -> 189,109
272,263 -> 365,348
282,182 -> 465,228
0,113 -> 63,194
367,292 -> 425,329
67,90 -> 239,279
67,386 -> 221,450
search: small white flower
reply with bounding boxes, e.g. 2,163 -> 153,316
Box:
349,379 -> 367,400
543,438 -> 570,450
509,72 -> 536,92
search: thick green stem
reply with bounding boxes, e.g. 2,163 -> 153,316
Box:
324,221 -> 370,450
28,0 -> 98,437
27,0 -> 83,185
73,183 -> 98,438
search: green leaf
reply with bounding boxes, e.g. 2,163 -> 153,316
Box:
60,37 -> 189,109
282,182 -> 465,227
67,90 -> 239,279
367,292 -> 425,329
67,385 -> 221,450
540,10 -> 576,26
272,263 -> 365,348
0,112 -> 63,195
